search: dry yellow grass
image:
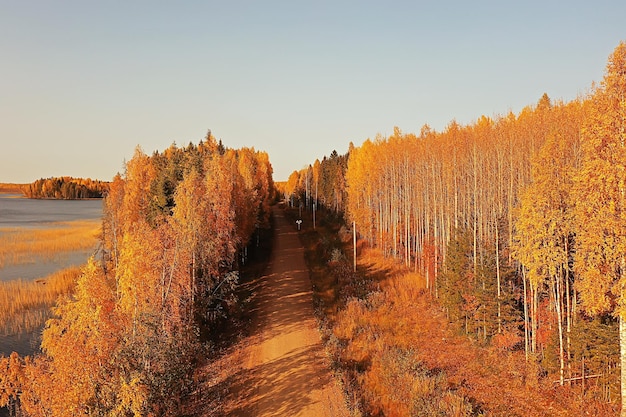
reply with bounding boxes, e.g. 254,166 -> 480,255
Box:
0,266 -> 81,335
359,247 -> 421,280
0,219 -> 98,335
0,220 -> 100,268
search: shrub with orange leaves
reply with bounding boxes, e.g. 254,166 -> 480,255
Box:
317,244 -> 618,416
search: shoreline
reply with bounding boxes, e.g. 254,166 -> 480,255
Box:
0,192 -> 103,201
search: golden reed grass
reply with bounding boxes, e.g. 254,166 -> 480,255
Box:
0,220 -> 100,268
0,219 -> 99,335
0,266 -> 81,335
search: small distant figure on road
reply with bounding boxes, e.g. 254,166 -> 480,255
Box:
296,219 -> 302,230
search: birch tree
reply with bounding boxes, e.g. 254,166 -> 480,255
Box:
573,42 -> 626,416
514,129 -> 577,382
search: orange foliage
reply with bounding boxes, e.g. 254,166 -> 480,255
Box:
330,250 -> 616,416
2,135 -> 275,416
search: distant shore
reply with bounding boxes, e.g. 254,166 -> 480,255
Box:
0,188 -> 104,200
0,184 -> 26,194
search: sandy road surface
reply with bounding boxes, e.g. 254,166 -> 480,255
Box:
201,207 -> 350,417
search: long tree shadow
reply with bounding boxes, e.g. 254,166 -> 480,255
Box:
225,342 -> 332,416
244,214 -> 316,341
186,207 -> 333,416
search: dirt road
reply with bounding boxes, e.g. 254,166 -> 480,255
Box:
193,207 -> 350,416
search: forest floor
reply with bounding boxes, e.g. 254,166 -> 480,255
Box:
186,207 -> 350,417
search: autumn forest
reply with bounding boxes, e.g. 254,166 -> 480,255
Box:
1,139 -> 274,415
1,42 -> 626,416
282,42 -> 626,416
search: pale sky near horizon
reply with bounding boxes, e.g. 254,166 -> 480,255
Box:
1,1 -> 624,183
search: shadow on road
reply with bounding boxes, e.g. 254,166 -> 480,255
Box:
185,207 -> 348,417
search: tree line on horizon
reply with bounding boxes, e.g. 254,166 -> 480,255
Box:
284,42 -> 626,413
277,148 -> 349,215
0,134 -> 274,416
23,176 -> 109,199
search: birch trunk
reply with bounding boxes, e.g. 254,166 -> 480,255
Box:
522,267 -> 529,360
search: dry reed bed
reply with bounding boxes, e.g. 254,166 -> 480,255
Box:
0,220 -> 100,268
0,266 -> 81,335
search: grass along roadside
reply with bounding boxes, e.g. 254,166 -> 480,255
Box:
0,220 -> 100,268
0,266 -> 81,336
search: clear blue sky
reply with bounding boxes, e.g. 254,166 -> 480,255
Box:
1,1 -> 624,183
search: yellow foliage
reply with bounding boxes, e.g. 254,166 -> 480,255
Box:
114,375 -> 148,417
39,257 -> 119,416
2,137 -> 275,415
574,41 -> 626,317
0,352 -> 23,407
116,222 -> 162,326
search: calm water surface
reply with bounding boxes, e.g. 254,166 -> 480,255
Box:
0,194 -> 103,357
0,194 -> 103,281
0,193 -> 102,228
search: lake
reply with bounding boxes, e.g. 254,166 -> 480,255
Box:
0,194 -> 103,281
0,193 -> 103,229
0,194 -> 103,357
